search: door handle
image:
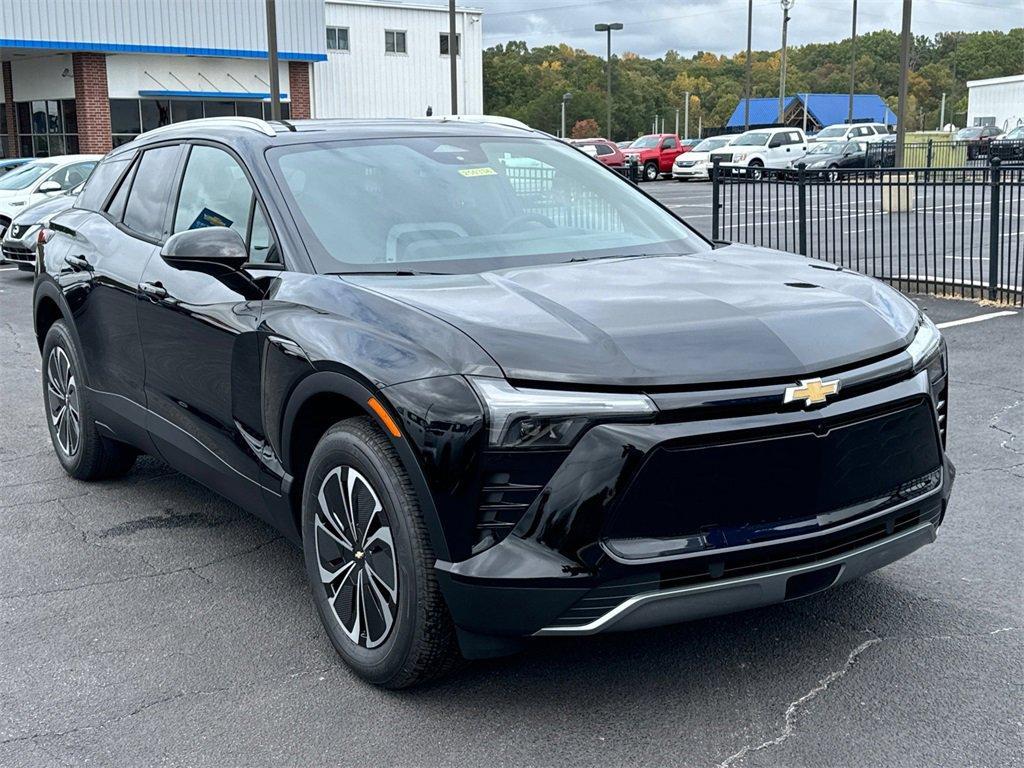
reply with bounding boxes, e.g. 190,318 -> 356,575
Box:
138,281 -> 168,300
64,254 -> 92,271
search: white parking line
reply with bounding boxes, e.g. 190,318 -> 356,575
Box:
0,267 -> 18,272
935,310 -> 1018,329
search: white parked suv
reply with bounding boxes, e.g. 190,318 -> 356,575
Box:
0,155 -> 100,237
672,134 -> 740,180
708,127 -> 808,176
812,123 -> 893,143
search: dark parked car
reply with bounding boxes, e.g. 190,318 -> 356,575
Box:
954,125 -> 1002,159
989,125 -> 1024,163
34,117 -> 954,688
798,140 -> 868,180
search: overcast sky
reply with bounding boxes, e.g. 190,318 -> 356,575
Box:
459,0 -> 1021,59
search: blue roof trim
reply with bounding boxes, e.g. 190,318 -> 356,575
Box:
0,38 -> 326,62
138,90 -> 288,100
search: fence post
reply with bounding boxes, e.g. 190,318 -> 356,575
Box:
797,162 -> 808,256
988,157 -> 1001,301
926,138 -> 933,168
711,156 -> 721,242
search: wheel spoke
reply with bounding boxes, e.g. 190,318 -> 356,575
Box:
317,468 -> 354,548
343,470 -> 363,544
362,567 -> 394,648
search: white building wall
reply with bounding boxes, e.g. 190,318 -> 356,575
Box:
0,0 -> 325,61
966,75 -> 1024,131
314,0 -> 483,118
105,54 -> 290,100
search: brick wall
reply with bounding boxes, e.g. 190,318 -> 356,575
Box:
288,61 -> 311,120
2,61 -> 16,158
72,52 -> 111,154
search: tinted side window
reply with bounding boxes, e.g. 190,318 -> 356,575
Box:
123,145 -> 182,239
595,144 -> 614,156
663,137 -> 678,149
174,145 -> 279,264
76,155 -> 133,211
106,160 -> 137,221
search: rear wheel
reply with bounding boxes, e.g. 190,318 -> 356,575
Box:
302,416 -> 460,688
42,321 -> 137,480
826,165 -> 839,183
643,161 -> 660,182
747,159 -> 764,180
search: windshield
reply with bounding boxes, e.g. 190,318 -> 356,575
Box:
733,132 -> 770,146
692,137 -> 731,152
956,128 -> 982,139
809,142 -> 846,154
0,162 -> 55,191
816,126 -> 848,139
271,136 -> 708,274
1004,126 -> 1024,139
629,135 -> 661,149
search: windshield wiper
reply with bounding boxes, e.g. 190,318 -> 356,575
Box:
567,253 -> 677,264
331,269 -> 450,276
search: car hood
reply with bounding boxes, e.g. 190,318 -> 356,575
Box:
344,245 -> 919,388
677,151 -> 712,163
10,194 -> 74,225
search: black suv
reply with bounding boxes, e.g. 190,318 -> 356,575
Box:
34,117 -> 954,688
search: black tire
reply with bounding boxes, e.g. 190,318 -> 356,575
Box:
747,159 -> 764,180
302,416 -> 460,688
826,165 -> 839,183
41,320 -> 137,480
643,161 -> 660,182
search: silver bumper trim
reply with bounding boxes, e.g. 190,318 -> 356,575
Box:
534,520 -> 938,636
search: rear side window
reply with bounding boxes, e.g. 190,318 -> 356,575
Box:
123,145 -> 182,240
595,144 -> 614,156
76,154 -> 134,212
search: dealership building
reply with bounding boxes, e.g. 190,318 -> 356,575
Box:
966,74 -> 1024,131
0,0 -> 483,158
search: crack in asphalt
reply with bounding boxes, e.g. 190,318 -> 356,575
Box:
989,399 -> 1021,455
0,535 -> 283,601
716,636 -> 883,768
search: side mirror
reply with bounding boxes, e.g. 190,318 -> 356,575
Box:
38,180 -> 63,194
161,227 -> 248,273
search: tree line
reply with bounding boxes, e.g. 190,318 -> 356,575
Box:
483,28 -> 1024,141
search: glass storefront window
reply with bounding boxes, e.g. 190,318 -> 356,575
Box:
140,99 -> 171,131
110,99 -> 142,135
14,100 -> 78,157
109,98 -> 293,147
171,100 -> 204,123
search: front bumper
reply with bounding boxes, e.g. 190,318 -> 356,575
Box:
435,365 -> 953,639
672,163 -> 710,179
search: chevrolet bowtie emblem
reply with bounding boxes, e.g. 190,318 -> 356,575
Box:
783,377 -> 840,407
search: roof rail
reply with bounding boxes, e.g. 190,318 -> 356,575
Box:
431,114 -> 534,131
142,116 -> 278,138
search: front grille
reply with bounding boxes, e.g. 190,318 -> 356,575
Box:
715,153 -> 733,163
604,399 -> 942,555
553,499 -> 943,627
1,243 -> 34,263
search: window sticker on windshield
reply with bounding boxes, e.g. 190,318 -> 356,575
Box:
189,207 -> 234,229
458,167 -> 498,178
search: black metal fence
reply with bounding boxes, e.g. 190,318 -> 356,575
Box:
711,157 -> 1023,306
864,140 -> 1024,169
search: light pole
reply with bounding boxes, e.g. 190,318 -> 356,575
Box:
560,92 -> 572,138
895,0 -> 912,166
265,0 -> 281,121
684,91 -> 690,138
594,23 -> 623,139
778,0 -> 794,123
848,0 -> 858,124
744,0 -> 753,130
448,0 -> 458,114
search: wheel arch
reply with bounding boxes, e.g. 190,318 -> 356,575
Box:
33,279 -> 82,358
280,371 -> 451,561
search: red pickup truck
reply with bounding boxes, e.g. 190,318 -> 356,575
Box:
622,134 -> 688,181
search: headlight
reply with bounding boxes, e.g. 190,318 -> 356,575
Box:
906,314 -> 942,372
468,377 -> 656,449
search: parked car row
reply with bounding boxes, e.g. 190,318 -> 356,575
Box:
0,154 -> 99,270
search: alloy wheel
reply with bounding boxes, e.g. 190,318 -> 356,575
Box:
314,466 -> 399,649
46,346 -> 81,457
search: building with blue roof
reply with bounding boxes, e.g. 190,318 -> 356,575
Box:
726,94 -> 897,132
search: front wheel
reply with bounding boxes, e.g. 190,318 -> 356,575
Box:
302,416 -> 460,688
643,161 -> 660,182
747,160 -> 764,180
826,165 -> 839,183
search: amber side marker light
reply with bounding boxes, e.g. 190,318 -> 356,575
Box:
367,397 -> 402,438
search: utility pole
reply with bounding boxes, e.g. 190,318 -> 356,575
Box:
594,23 -> 623,139
939,92 -> 946,129
895,0 -> 912,167
779,0 -> 794,123
266,0 -> 281,121
684,91 -> 690,138
675,108 -> 680,137
848,0 -> 857,123
449,0 -> 458,114
803,93 -> 808,134
560,92 -> 571,138
744,0 -> 753,130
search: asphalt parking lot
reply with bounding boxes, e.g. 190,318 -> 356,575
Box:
1,264 -> 1021,766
